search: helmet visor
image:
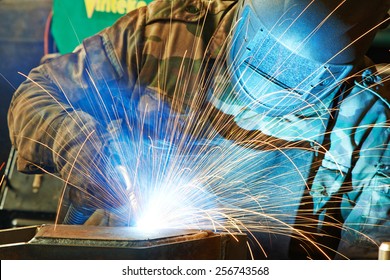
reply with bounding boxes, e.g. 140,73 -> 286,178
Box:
229,5 -> 354,116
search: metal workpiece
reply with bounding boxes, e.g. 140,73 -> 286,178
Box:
0,224 -> 248,260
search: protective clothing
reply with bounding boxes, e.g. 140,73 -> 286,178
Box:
60,132 -> 136,225
7,0 -> 390,259
229,0 -> 390,116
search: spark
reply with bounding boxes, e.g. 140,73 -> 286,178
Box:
10,0 -> 390,260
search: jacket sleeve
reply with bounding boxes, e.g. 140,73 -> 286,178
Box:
7,46 -> 103,174
311,64 -> 390,224
7,7 -> 145,175
310,65 -> 390,207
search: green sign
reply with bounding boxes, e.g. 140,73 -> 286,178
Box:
52,0 -> 152,54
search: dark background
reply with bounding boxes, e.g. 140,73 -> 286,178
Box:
0,0 -> 53,177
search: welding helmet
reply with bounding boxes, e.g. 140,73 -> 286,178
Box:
229,0 -> 390,116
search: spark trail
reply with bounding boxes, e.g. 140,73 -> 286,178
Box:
12,0 -> 390,259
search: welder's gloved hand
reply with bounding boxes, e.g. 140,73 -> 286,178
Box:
52,112 -> 134,225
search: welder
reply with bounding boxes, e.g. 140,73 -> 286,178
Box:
7,0 -> 390,259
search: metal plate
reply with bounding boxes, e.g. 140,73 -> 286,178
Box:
0,224 -> 248,260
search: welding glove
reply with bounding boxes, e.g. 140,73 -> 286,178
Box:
52,112 -> 134,224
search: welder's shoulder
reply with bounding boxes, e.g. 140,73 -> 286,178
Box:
145,0 -> 235,23
108,0 -> 224,27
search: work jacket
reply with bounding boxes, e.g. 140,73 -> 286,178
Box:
8,0 -> 390,259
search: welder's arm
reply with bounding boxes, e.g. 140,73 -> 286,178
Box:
310,72 -> 390,258
8,0 -> 145,173
7,38 -> 132,218
7,62 -> 104,174
8,7 -> 145,224
8,57 -> 118,210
